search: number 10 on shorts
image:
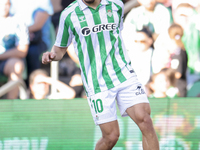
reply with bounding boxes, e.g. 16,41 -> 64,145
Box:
92,99 -> 104,113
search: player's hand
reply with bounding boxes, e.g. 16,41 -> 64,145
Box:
42,52 -> 56,64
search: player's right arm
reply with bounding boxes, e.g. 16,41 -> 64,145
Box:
42,45 -> 67,64
42,7 -> 73,65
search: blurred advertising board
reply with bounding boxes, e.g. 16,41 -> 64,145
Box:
0,98 -> 199,150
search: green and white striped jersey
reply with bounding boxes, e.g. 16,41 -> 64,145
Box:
55,0 -> 134,96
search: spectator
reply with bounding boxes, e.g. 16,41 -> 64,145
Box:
172,0 -> 199,13
173,3 -> 200,88
127,26 -> 154,86
122,0 -> 172,51
123,0 -> 140,17
152,24 -> 188,97
168,24 -> 188,97
146,68 -> 179,98
0,0 -> 29,99
152,36 -> 171,74
29,69 -> 76,100
10,0 -> 54,85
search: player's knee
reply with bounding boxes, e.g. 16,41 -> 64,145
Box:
137,115 -> 153,132
105,132 -> 120,148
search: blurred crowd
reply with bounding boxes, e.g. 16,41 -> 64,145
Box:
122,0 -> 200,98
0,0 -> 200,99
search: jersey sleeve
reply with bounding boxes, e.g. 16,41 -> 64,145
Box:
54,11 -> 73,48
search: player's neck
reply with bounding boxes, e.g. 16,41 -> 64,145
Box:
82,0 -> 101,9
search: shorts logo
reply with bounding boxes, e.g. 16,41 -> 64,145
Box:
81,23 -> 116,36
135,86 -> 145,95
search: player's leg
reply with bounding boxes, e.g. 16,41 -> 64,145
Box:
116,75 -> 159,150
126,103 -> 159,150
3,58 -> 24,99
95,120 -> 120,150
87,88 -> 119,150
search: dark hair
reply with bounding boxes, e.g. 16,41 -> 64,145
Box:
137,26 -> 153,39
136,26 -> 154,48
168,23 -> 185,50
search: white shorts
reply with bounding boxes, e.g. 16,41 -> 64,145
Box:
87,76 -> 149,125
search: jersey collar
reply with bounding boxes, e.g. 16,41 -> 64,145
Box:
78,0 -> 109,11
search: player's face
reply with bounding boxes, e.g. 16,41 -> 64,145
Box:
83,0 -> 96,4
0,0 -> 10,17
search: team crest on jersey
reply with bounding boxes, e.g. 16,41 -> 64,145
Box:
107,10 -> 113,17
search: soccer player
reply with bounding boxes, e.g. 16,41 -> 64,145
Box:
42,0 -> 159,149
